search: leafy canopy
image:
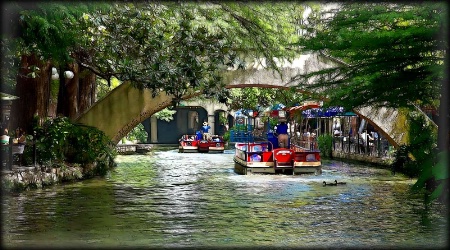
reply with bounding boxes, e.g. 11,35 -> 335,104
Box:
294,2 -> 446,110
7,2 -> 308,104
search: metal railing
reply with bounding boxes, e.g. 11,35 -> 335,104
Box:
332,135 -> 393,158
229,130 -> 254,143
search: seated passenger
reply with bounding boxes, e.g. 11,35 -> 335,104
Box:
1,128 -> 9,144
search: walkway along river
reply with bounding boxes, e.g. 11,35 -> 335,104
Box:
2,147 -> 448,248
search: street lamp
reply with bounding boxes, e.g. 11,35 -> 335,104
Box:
51,68 -> 74,80
64,71 -> 74,79
51,72 -> 59,80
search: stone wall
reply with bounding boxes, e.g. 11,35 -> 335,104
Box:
332,151 -> 393,166
1,165 -> 90,192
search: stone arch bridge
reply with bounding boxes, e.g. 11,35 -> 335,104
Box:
75,53 -> 427,146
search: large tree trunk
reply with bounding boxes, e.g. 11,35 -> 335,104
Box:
78,66 -> 96,115
56,63 -> 79,120
12,54 -> 50,133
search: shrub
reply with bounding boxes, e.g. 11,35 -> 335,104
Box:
126,123 -> 147,143
391,111 -> 437,178
223,130 -> 230,142
317,133 -> 333,158
33,117 -> 116,173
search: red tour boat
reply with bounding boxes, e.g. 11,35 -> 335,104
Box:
179,134 -> 225,153
233,101 -> 322,175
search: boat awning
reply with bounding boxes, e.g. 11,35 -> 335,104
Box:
285,104 -> 321,113
339,111 -> 357,117
302,106 -> 345,118
284,101 -> 321,115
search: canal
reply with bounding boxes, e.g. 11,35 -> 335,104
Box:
2,147 -> 448,248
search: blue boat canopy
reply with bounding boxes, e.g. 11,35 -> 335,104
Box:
302,106 -> 347,118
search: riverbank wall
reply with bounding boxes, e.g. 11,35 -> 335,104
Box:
1,165 -> 84,192
332,151 -> 393,166
1,144 -> 159,192
0,161 -> 115,193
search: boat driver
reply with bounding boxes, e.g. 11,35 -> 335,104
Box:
201,121 -> 211,141
276,120 -> 289,148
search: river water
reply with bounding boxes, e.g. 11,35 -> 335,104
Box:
2,148 -> 448,248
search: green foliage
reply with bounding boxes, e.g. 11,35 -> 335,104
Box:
233,124 -> 247,132
228,87 -> 308,112
219,113 -> 227,125
390,110 -> 448,204
126,123 -> 147,143
154,108 -> 177,122
269,118 -> 278,131
317,134 -> 333,158
96,77 -> 121,100
34,117 -> 116,169
296,3 -> 446,110
223,131 -> 230,142
9,2 -> 304,103
391,111 -> 437,178
17,3 -> 110,65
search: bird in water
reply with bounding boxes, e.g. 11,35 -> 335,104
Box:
335,180 -> 346,185
323,181 -> 337,186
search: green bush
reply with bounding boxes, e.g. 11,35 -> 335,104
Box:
126,123 -> 147,143
223,130 -> 230,142
317,134 -> 333,158
391,111 -> 437,178
32,117 -> 116,172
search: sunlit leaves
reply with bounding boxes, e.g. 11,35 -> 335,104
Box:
227,87 -> 307,113
296,2 -> 446,110
75,2 -> 305,101
8,2 -> 311,104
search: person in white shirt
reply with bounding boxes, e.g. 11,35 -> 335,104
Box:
1,128 -> 9,144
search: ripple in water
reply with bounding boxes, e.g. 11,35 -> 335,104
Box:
2,148 -> 447,248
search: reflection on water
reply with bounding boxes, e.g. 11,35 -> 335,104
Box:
2,148 -> 448,248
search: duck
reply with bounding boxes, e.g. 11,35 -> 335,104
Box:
323,181 -> 337,186
335,180 -> 347,185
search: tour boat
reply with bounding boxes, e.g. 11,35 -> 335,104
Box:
199,135 -> 225,153
233,101 -> 322,175
233,141 -> 321,175
179,134 -> 225,153
178,134 -> 199,153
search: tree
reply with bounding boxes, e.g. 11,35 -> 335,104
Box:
227,87 -> 308,113
294,2 -> 446,111
75,2 -> 305,103
295,2 -> 448,203
3,2 -> 310,131
2,2 -> 111,130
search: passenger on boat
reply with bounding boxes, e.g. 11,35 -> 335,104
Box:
201,122 -> 211,141
276,121 -> 289,148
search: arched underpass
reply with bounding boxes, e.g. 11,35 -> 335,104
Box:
76,53 -> 432,146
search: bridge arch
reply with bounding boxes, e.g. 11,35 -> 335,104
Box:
75,82 -> 199,144
76,53 -> 427,146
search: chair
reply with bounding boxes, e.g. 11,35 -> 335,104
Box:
1,144 -> 10,169
12,144 -> 25,166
